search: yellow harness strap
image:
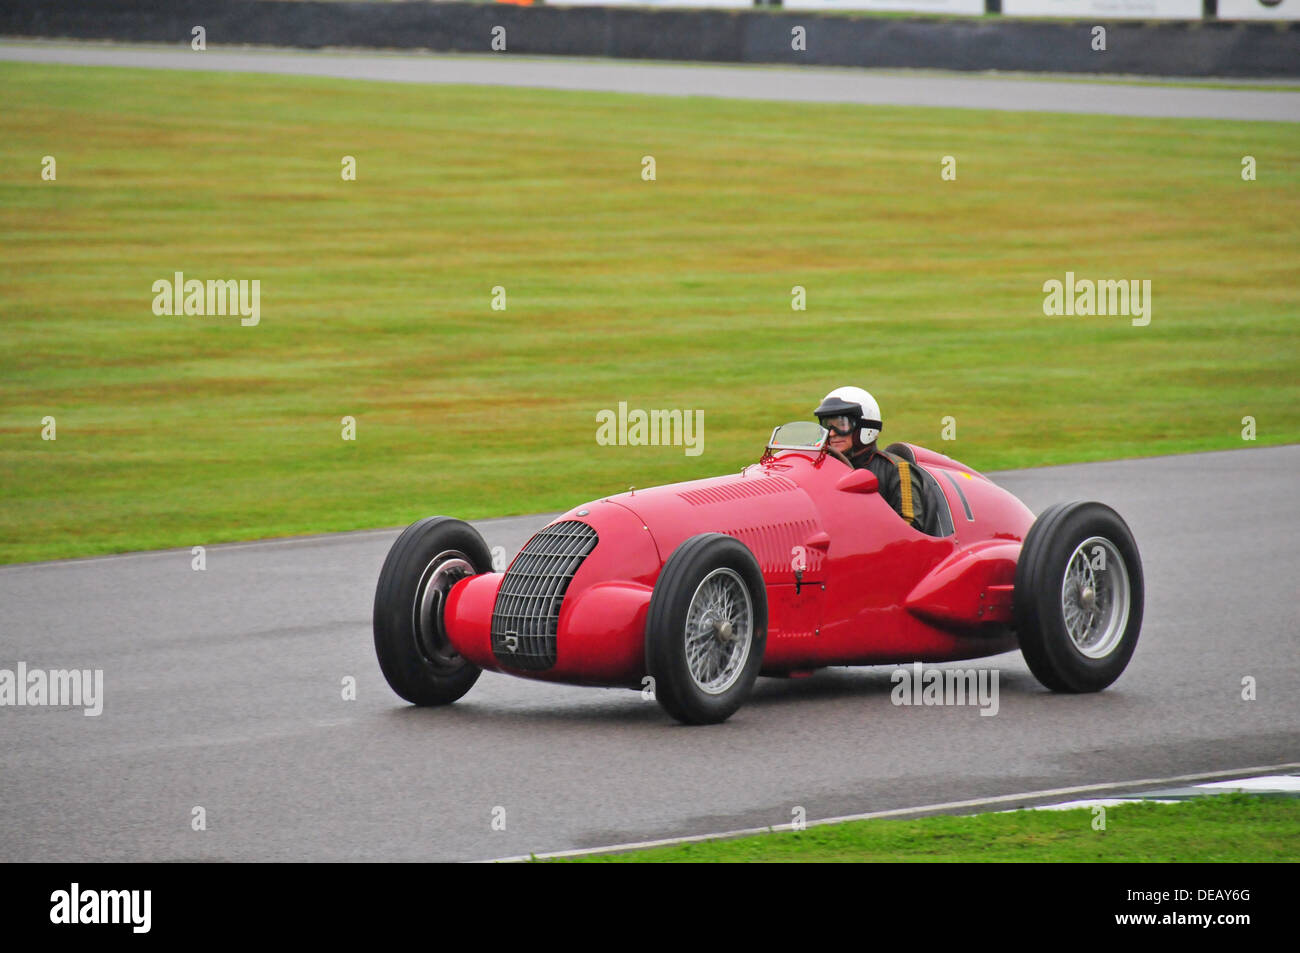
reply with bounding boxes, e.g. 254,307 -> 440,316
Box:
896,459 -> 915,525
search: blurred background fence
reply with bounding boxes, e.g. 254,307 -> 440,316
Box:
2,0 -> 1297,76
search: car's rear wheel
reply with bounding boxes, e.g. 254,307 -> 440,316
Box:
1014,501 -> 1144,693
374,517 -> 489,706
645,533 -> 768,725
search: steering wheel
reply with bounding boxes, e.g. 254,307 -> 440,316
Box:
826,447 -> 853,468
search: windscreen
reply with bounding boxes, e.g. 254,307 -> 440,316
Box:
767,421 -> 828,451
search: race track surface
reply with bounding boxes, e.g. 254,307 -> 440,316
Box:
2,41 -> 1299,121
1,445 -> 1296,861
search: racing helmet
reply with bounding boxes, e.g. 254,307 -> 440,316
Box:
815,386 -> 882,447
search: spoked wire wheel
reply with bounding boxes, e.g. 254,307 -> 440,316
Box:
646,533 -> 768,724
684,568 -> 754,695
1060,536 -> 1131,660
1015,502 -> 1144,693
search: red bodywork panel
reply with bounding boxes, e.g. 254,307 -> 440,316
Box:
444,442 -> 1034,688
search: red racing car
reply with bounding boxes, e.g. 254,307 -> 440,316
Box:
373,422 -> 1144,724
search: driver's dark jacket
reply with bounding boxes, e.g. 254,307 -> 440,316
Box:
847,445 -> 925,531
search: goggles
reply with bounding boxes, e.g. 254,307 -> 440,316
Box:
819,415 -> 858,437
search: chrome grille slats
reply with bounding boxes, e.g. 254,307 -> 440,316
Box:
490,520 -> 598,670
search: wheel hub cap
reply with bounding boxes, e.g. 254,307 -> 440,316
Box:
1060,537 -> 1131,660
684,568 -> 753,695
414,551 -> 474,669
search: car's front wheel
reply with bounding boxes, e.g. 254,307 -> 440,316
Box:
1014,501 -> 1144,693
645,533 -> 768,725
373,517 -> 489,706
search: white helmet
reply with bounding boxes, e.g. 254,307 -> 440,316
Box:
815,386 -> 882,446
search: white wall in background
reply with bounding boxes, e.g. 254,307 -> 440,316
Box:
1218,0 -> 1300,19
782,0 -> 986,13
1001,0 -> 1201,17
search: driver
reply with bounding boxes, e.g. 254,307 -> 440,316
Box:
815,386 -> 925,531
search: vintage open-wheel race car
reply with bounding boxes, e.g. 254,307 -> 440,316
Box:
374,422 -> 1143,724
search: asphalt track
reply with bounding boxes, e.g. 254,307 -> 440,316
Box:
1,445 -> 1297,861
2,41 -> 1299,121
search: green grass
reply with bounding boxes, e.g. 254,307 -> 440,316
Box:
1,63 -> 1297,564
551,794 -> 1300,861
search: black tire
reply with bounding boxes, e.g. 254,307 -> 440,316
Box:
645,533 -> 768,725
373,517 -> 490,706
1015,501 -> 1144,693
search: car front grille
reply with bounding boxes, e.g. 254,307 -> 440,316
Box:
490,520 -> 598,670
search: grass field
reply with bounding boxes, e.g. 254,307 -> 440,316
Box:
552,794 -> 1300,862
1,62 -> 1297,564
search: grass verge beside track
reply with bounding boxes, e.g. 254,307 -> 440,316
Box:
552,794 -> 1300,861
1,63 -> 1297,563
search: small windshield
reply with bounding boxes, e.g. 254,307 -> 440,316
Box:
766,421 -> 828,452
